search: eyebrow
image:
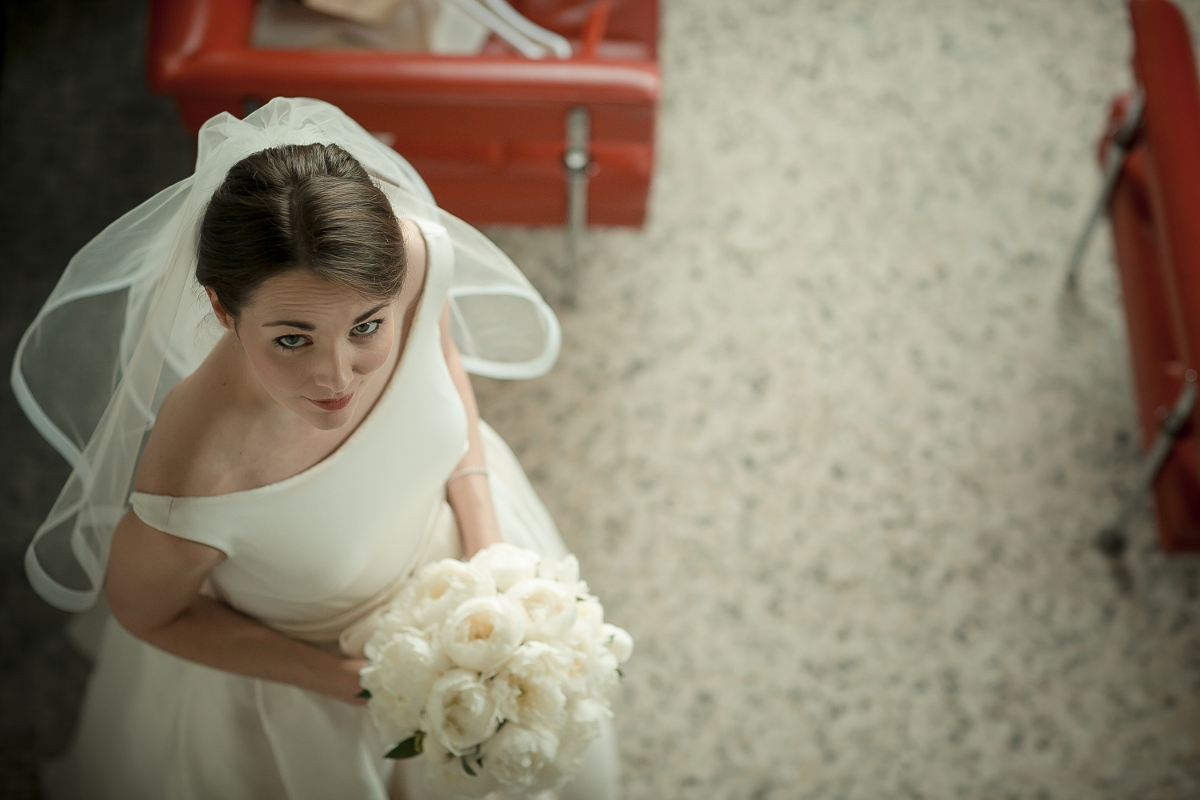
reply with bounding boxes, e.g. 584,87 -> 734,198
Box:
262,303 -> 389,331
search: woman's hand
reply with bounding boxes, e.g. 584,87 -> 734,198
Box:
323,656 -> 370,706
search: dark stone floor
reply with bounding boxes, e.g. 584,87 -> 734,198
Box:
1,1 -> 192,795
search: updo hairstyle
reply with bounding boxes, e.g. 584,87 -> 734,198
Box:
197,142 -> 405,319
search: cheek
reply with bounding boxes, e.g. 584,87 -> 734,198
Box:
358,337 -> 393,374
248,347 -> 308,391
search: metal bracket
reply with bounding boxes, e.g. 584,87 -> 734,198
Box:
562,106 -> 591,308
1064,89 -> 1144,294
1096,369 -> 1197,558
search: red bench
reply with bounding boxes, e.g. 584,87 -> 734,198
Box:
1097,0 -> 1200,552
146,0 -> 660,229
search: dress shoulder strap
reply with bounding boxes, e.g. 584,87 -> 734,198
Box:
128,491 -> 236,556
129,492 -> 170,530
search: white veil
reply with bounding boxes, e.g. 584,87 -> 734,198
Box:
11,97 -> 561,612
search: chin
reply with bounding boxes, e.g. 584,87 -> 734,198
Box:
306,413 -> 353,431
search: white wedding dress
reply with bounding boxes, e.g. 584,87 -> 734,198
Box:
40,217 -> 617,800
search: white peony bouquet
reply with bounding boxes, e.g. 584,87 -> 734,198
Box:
358,543 -> 633,798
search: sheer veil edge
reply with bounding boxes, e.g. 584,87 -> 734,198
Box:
11,97 -> 561,612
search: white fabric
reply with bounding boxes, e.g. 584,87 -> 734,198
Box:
254,0 -> 492,56
253,0 -> 571,59
11,97 -> 561,613
41,218 -> 616,800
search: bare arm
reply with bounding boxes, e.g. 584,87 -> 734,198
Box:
439,302 -> 503,558
105,510 -> 366,705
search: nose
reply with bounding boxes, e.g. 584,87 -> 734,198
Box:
313,343 -> 353,394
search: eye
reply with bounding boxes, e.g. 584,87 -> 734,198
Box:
352,320 -> 382,336
275,334 -> 308,350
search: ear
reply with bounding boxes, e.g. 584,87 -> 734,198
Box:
205,287 -> 236,332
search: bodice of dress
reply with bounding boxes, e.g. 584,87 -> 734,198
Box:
129,217 -> 468,638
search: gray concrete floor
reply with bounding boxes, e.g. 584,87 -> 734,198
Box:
3,1 -> 1200,798
1,0 -> 191,796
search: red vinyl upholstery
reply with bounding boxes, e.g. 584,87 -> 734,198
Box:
1106,0 -> 1200,551
146,0 -> 660,226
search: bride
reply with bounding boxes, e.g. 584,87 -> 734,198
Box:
14,97 -> 618,800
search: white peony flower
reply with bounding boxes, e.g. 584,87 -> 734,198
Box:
396,560 -> 495,629
490,642 -> 570,731
550,639 -> 591,698
424,669 -> 500,755
571,596 -> 605,639
480,723 -> 559,792
525,713 -> 602,795
422,735 -> 499,798
537,553 -> 591,597
538,553 -> 577,582
360,677 -> 421,746
598,623 -> 634,664
363,619 -> 420,666
441,595 -> 526,673
469,543 -> 541,591
370,607 -> 422,640
568,696 -> 613,726
359,626 -> 441,744
505,578 -> 578,642
585,647 -> 620,701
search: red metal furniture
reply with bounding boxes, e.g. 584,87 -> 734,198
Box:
146,0 -> 660,229
1096,0 -> 1200,552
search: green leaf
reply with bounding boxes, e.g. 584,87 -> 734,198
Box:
356,689 -> 372,699
461,756 -> 477,776
386,731 -> 425,760
617,668 -> 625,679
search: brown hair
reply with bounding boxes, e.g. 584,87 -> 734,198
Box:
197,143 -> 405,319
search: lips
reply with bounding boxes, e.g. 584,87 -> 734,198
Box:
309,393 -> 353,411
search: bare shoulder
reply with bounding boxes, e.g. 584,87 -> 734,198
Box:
400,218 -> 428,281
112,506 -> 225,574
134,342 -> 241,498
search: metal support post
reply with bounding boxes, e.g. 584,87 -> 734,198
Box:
1096,370 -> 1198,559
1064,89 -> 1144,294
563,106 -> 591,308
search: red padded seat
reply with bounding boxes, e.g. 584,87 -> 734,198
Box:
1104,0 -> 1200,551
146,0 -> 660,227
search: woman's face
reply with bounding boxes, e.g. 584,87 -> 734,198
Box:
213,269 -> 398,431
